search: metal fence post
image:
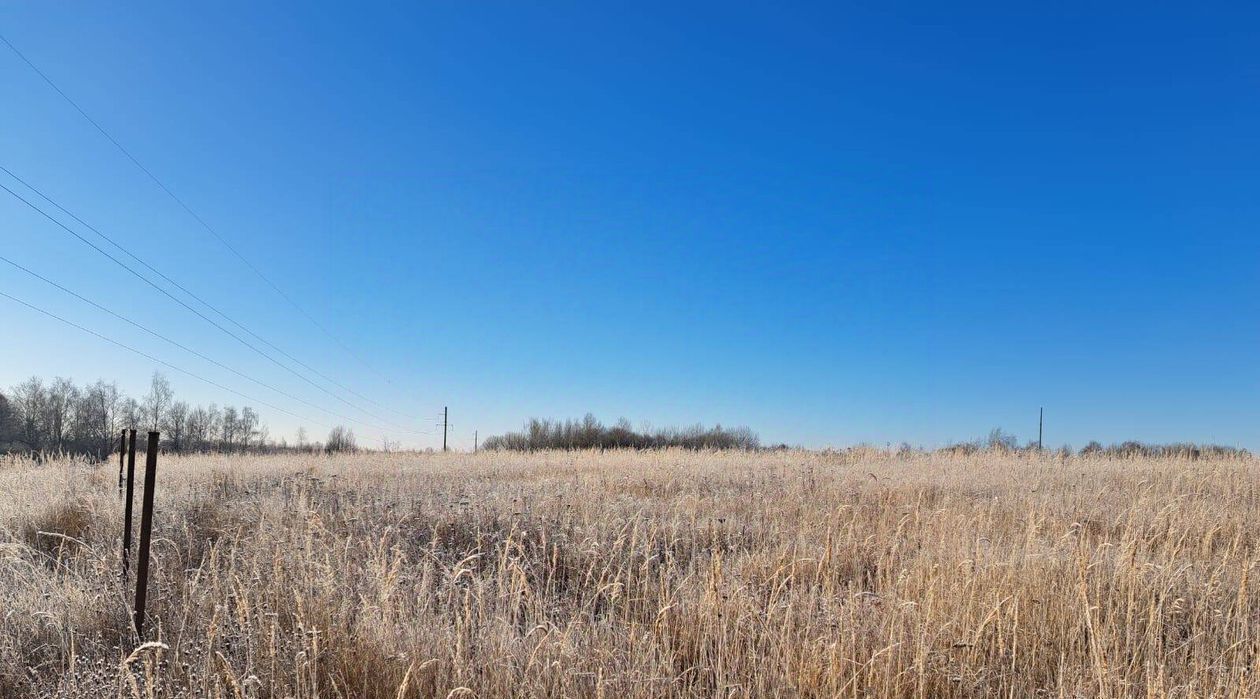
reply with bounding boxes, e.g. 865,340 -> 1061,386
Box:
117,429 -> 126,491
133,431 -> 160,640
121,429 -> 137,580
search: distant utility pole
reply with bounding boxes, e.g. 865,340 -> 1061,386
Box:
474,430 -> 478,453
1038,407 -> 1044,451
442,406 -> 448,452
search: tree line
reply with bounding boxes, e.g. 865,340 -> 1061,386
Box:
935,428 -> 1248,459
0,372 -> 354,458
481,415 -> 761,451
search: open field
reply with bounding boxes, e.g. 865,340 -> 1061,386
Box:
2,449 -> 1258,698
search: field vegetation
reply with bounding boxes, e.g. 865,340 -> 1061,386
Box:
1,448 -> 1257,697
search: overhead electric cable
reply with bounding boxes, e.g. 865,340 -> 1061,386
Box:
0,288 -> 329,429
0,179 -> 423,434
0,31 -> 393,385
0,253 -> 416,435
0,163 -> 415,421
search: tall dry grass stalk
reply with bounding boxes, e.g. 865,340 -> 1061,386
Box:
0,448 -> 1257,697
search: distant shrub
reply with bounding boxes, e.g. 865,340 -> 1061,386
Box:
325,425 -> 358,453
936,430 -> 1248,460
1080,440 -> 1105,456
939,442 -> 980,456
986,428 -> 1019,451
482,414 -> 759,451
939,427 -> 1021,455
1078,440 -> 1248,459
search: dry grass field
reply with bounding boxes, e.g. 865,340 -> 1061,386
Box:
1,448 -> 1257,698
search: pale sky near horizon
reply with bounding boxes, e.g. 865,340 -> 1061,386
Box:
2,2 -> 1257,451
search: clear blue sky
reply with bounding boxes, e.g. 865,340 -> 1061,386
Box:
1,2 -> 1257,450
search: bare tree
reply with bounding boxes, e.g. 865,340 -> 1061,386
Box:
167,401 -> 189,452
186,406 -> 210,452
205,405 -> 223,450
483,414 -> 761,451
121,397 -> 142,431
239,407 -> 260,450
0,373 -> 323,457
84,380 -> 121,456
221,406 -> 238,451
45,377 -> 77,453
0,392 -> 16,450
71,381 -> 116,457
326,425 -> 357,453
10,377 -> 47,453
143,372 -> 173,431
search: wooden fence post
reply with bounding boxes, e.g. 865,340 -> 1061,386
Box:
133,431 -> 160,640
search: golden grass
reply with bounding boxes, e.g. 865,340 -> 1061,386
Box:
0,448 -> 1257,697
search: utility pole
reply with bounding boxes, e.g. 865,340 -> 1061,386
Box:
1038,407 -> 1044,451
442,406 -> 448,452
474,430 -> 478,453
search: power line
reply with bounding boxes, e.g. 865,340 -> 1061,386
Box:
0,287 -> 329,429
0,164 -> 416,422
0,31 -> 392,385
0,177 -> 424,435
0,253 -> 402,436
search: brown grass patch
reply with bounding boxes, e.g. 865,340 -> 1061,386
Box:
0,449 -> 1257,697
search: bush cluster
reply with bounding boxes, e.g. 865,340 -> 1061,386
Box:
482,414 -> 760,451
